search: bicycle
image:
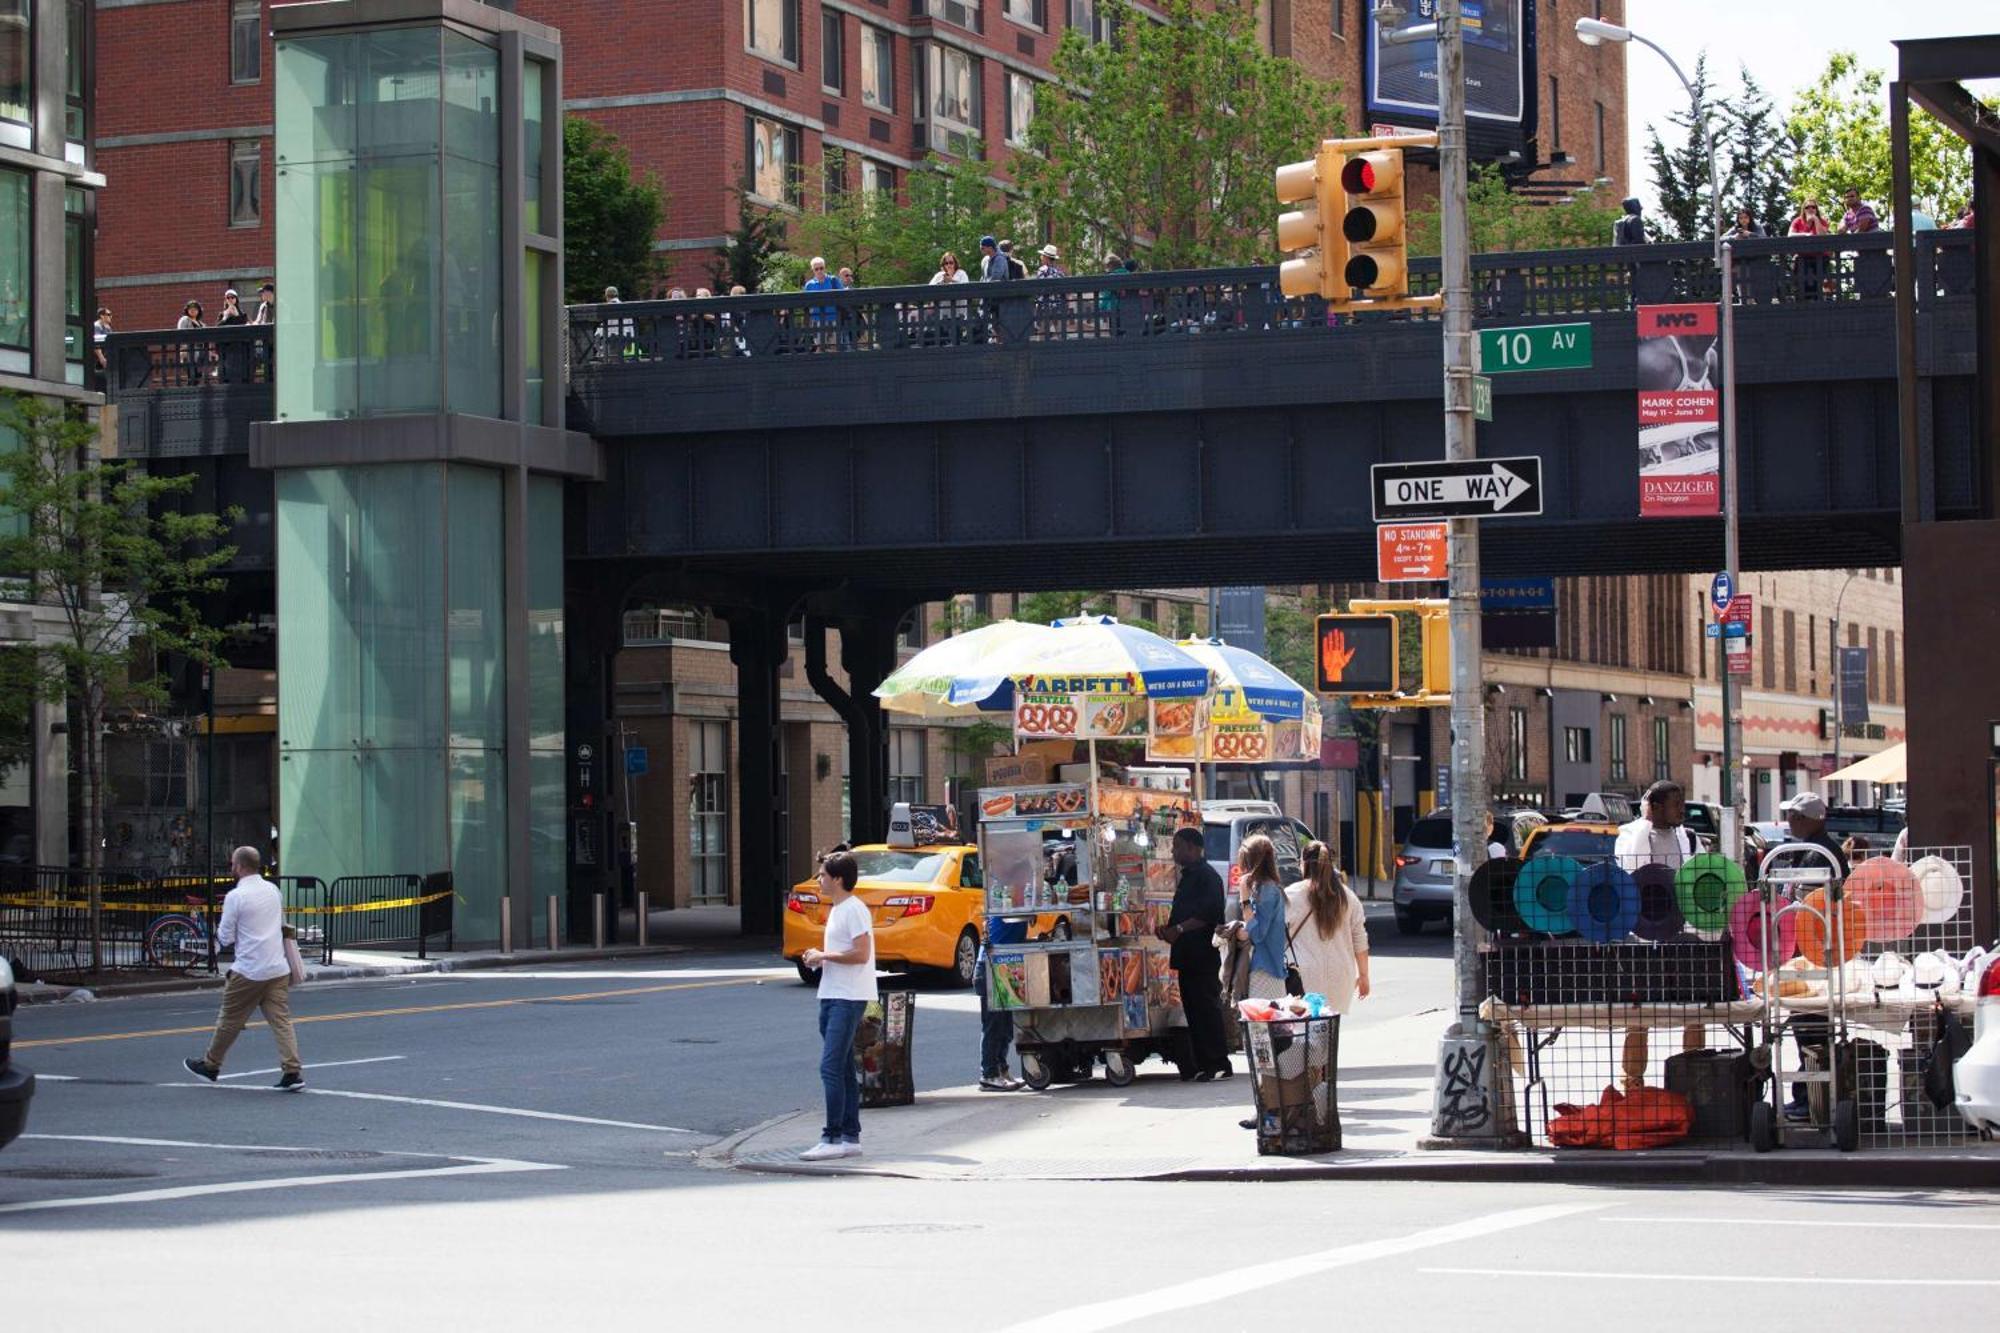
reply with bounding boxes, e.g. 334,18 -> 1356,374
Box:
144,895 -> 217,973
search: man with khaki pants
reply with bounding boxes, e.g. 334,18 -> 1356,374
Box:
183,847 -> 304,1091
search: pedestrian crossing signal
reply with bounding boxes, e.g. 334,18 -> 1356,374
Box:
1316,614 -> 1399,694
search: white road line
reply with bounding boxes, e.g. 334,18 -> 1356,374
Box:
295,1087 -> 701,1134
427,968 -> 795,981
33,1074 -> 78,1081
0,1156 -> 565,1214
217,1055 -> 407,1080
1422,1268 -> 2000,1288
1004,1204 -> 1605,1333
25,1132 -> 394,1153
1604,1216 -> 2000,1232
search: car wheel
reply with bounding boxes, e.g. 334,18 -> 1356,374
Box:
950,928 -> 980,988
1394,908 -> 1424,936
795,959 -> 819,986
1051,917 -> 1073,941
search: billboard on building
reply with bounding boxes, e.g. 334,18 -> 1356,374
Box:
1364,0 -> 1533,158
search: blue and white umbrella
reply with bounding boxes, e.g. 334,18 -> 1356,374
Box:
1173,637 -> 1311,719
946,615 -> 1211,709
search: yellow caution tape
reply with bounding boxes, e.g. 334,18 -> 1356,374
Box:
0,890 -> 453,916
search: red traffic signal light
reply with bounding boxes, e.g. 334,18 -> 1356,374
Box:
1316,614 -> 1400,694
1339,149 -> 1409,295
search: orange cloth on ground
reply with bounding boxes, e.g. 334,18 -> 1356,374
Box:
1549,1084 -> 1694,1149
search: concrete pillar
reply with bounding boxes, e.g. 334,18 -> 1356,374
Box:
724,605 -> 787,935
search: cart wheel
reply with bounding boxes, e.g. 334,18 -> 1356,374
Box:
1020,1052 -> 1053,1092
1104,1051 -> 1136,1087
1750,1101 -> 1777,1153
1833,1099 -> 1859,1153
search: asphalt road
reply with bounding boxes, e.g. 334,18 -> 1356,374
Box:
9,912 -> 1997,1327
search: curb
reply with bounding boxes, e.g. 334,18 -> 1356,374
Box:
16,942 -> 696,1005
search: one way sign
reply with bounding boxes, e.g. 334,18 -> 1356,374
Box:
1371,457 -> 1543,521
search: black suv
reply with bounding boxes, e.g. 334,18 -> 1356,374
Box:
0,956 -> 32,1151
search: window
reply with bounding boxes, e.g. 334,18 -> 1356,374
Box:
888,728 -> 926,807
1068,0 -> 1112,44
745,0 -> 799,65
108,737 -> 189,811
896,608 -> 923,650
1594,101 -> 1606,173
63,187 -> 85,383
1331,0 -> 1345,37
689,721 -> 731,905
1653,717 -> 1671,783
623,604 -> 711,644
1608,714 -> 1627,782
1885,630 -> 1897,705
1509,708 -> 1529,782
1005,70 -> 1035,147
823,151 -> 847,201
922,43 -> 983,156
66,0 -> 88,142
1782,608 -> 1797,692
230,0 -> 261,84
861,25 -> 893,111
919,0 -> 981,32
821,10 -> 844,93
0,169 -> 26,353
860,158 -> 894,197
971,592 -> 993,618
1563,726 -> 1591,764
745,114 -> 801,204
1135,597 -> 1158,627
1004,0 -> 1045,28
1549,75 -> 1561,149
0,0 -> 28,126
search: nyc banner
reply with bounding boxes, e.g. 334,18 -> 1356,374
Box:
1636,304 -> 1721,517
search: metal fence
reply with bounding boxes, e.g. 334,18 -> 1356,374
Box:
564,230 -> 1974,373
0,867 -> 325,979
322,872 -> 455,960
106,323 -> 273,393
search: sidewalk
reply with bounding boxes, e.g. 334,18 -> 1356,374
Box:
711,1003 -> 2000,1188
16,904 -> 746,1005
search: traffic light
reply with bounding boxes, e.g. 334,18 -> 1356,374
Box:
1340,148 -> 1410,298
1316,614 -> 1400,694
1274,143 -> 1345,300
1420,609 -> 1451,696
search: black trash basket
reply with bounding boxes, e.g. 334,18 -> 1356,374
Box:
857,989 -> 916,1108
1241,1014 -> 1341,1155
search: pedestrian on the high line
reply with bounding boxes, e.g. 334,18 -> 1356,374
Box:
1613,196 -> 1647,246
999,239 -> 1027,280
978,235 -> 1009,281
1158,826 -> 1230,1081
1033,243 -> 1067,280
1235,834 -> 1289,1001
252,282 -> 277,325
1789,198 -> 1834,298
799,849 -> 874,1160
1839,187 -> 1880,234
183,847 -> 305,1091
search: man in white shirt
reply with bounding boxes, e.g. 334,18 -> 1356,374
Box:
1614,780 -> 1695,871
800,849 -> 876,1161
183,847 -> 304,1091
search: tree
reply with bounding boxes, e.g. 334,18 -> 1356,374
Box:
789,147 -> 1024,287
563,116 -> 668,302
1013,0 -> 1345,271
1785,52 -> 1977,222
1641,54 -> 1724,243
0,393 -> 239,969
707,196 -> 788,294
1409,165 -> 1624,255
1723,69 -> 1798,236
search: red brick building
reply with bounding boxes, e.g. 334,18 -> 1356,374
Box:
93,0 -> 1629,319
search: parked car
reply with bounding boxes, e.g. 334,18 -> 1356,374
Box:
1822,805 -> 1907,844
1954,955 -> 2000,1133
0,956 -> 31,1152
1205,811 -> 1312,893
1390,806 -> 1545,935
782,843 -> 1067,988
1519,819 -> 1622,863
1681,801 -> 1724,853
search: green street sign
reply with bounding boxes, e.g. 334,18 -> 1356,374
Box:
1471,374 -> 1493,423
1477,323 -> 1593,374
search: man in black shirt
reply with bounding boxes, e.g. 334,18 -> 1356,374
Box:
1159,826 -> 1230,1081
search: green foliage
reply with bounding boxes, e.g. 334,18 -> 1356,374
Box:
563,117 -> 668,302
1784,52 -> 1977,221
1409,165 -> 1624,255
1013,590 -> 1116,627
1013,0 -> 1345,271
1724,70 -> 1800,237
789,148 -> 1024,287
758,252 -> 811,294
1262,591 -> 1326,698
1642,54 -> 1723,244
0,393 -> 240,883
707,196 -> 788,294
932,599 -> 994,638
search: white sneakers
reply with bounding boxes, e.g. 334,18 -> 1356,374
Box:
798,1141 -> 861,1162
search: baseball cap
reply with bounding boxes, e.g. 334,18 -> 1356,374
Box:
1779,791 -> 1827,819
979,235 -> 996,248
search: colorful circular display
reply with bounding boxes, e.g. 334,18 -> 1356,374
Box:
1566,861 -> 1640,943
1727,888 -> 1798,970
1797,886 -> 1870,967
1673,853 -> 1747,933
1846,858 -> 1921,941
1513,855 -> 1580,935
1630,864 -> 1685,942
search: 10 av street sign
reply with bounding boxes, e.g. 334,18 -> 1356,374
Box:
1477,323 -> 1593,374
1372,457 -> 1543,521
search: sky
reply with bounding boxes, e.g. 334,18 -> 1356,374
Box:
1616,2 -> 1991,209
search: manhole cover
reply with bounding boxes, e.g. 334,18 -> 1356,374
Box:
0,1167 -> 157,1181
839,1223 -> 984,1235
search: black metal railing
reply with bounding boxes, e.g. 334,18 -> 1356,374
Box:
322,872 -> 454,961
565,230 -> 1974,371
0,866 -> 325,979
106,323 -> 274,393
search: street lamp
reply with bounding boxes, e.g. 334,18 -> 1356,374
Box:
1574,17 -> 1741,855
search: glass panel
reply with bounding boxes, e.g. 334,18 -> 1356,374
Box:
862,27 -> 891,110
66,0 -> 86,139
443,153 -> 500,416
355,155 -> 441,415
0,0 -> 27,124
446,466 -> 505,748
526,475 -> 564,752
524,248 -> 544,423
275,158 -> 357,419
274,35 -> 351,166
448,746 -> 505,941
530,748 -> 565,899
0,169 -> 25,349
441,32 -> 497,166
522,60 -> 544,231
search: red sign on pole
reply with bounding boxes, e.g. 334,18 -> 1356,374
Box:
1376,522 -> 1448,582
1636,303 -> 1722,519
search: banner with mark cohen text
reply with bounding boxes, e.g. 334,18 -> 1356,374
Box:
1636,304 -> 1721,517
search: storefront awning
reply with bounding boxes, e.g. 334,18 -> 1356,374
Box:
1823,741 -> 1905,785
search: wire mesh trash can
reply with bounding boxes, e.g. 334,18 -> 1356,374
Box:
1242,1014 -> 1341,1155
858,989 -> 916,1108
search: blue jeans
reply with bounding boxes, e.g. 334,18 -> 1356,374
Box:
817,998 -> 867,1144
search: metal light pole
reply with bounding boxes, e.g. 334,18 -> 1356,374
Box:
1828,572 -> 1859,804
1576,17 -> 1739,853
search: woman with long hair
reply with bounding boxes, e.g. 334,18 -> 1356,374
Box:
1284,841 -> 1371,1013
1236,834 -> 1289,1000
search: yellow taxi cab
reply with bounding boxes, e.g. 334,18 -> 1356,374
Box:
783,843 -> 1070,987
1519,819 -> 1623,862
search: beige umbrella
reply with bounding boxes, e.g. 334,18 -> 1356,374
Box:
1823,741 -> 1906,786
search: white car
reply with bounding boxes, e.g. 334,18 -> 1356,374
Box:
1957,954 -> 2000,1134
